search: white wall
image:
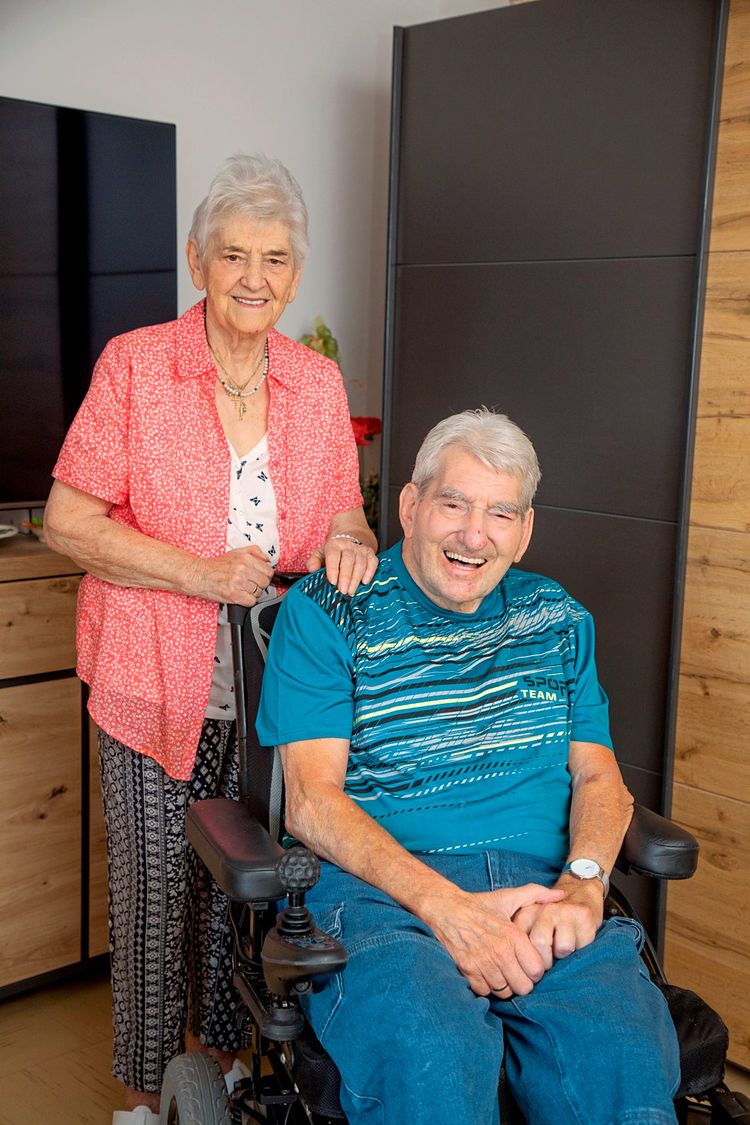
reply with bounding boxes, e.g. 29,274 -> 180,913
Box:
0,0 -> 506,417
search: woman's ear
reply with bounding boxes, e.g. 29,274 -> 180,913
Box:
286,267 -> 302,305
186,240 -> 205,290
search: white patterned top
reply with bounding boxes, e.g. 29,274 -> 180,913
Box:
206,434 -> 280,720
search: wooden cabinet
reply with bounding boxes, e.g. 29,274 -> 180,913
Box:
0,678 -> 82,986
88,720 -> 109,958
0,535 -> 108,992
664,0 -> 750,1071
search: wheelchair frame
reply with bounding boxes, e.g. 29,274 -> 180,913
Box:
160,596 -> 750,1125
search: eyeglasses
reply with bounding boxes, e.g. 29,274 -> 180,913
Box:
431,496 -> 525,524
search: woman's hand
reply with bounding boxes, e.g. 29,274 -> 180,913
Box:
192,545 -> 275,606
306,537 -> 378,596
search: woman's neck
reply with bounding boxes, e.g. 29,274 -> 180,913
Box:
204,308 -> 268,373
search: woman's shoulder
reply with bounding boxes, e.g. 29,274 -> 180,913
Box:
101,302 -> 203,363
270,329 -> 344,387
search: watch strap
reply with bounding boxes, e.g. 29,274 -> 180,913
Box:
561,859 -> 610,897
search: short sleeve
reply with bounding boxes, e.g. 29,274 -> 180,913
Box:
570,611 -> 614,750
52,335 -> 131,505
255,585 -> 356,745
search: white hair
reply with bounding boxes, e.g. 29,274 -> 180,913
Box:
189,153 -> 309,267
412,408 -> 541,511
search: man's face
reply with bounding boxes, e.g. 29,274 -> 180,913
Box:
399,446 -> 534,614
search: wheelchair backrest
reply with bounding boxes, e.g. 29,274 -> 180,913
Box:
228,597 -> 286,841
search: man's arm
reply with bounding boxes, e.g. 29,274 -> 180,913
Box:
513,741 -> 634,968
281,738 -> 564,999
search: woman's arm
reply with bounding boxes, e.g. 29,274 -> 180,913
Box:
305,506 -> 379,595
44,479 -> 274,605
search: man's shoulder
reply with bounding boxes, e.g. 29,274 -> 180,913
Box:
503,567 -> 589,621
289,546 -> 401,624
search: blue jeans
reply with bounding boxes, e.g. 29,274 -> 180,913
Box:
301,851 -> 680,1125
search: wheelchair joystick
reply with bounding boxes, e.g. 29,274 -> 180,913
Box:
261,846 -> 348,1004
276,847 -> 320,936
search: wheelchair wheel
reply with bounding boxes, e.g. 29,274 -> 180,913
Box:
160,1052 -> 231,1125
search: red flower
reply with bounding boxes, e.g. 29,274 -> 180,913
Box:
351,416 -> 382,447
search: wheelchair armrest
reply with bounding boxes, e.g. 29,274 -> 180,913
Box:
615,803 -> 699,880
187,797 -> 285,901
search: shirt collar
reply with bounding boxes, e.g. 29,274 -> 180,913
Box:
174,298 -> 295,389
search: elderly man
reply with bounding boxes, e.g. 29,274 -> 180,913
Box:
256,409 -> 680,1125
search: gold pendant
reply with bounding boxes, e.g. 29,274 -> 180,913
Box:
238,401 -> 246,420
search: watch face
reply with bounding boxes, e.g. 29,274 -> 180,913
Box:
571,859 -> 599,879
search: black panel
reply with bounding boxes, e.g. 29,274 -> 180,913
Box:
620,763 -> 663,814
389,258 -> 695,524
0,99 -> 58,276
521,507 -> 676,775
86,114 -> 176,275
0,96 -> 177,505
88,271 -> 178,372
0,274 -> 65,503
385,0 -> 724,954
398,0 -> 717,264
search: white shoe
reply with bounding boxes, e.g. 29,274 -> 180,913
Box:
112,1109 -> 159,1124
224,1056 -> 251,1094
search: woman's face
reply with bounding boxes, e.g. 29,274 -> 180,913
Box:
187,214 -> 301,343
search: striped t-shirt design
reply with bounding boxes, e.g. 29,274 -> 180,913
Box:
292,545 -> 610,861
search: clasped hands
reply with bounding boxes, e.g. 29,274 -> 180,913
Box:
424,877 -> 605,1001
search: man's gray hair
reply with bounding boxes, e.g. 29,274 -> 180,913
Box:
412,408 -> 541,511
189,153 -> 309,267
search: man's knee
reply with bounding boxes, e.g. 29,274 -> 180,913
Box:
303,932 -> 503,1117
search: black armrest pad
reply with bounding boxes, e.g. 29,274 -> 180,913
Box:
616,803 -> 699,880
187,797 -> 285,901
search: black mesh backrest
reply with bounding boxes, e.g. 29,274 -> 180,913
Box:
228,599 -> 285,839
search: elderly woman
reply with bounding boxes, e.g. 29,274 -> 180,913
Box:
44,153 -> 377,1124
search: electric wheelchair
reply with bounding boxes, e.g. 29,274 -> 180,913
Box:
160,595 -> 750,1125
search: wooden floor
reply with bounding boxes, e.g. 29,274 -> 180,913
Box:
0,967 -> 121,1124
1,965 -> 749,1124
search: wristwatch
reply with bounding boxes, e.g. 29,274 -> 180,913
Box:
561,858 -> 610,897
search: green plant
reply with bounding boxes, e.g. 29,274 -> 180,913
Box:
299,317 -> 342,366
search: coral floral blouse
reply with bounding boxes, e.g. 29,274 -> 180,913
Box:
53,300 -> 363,779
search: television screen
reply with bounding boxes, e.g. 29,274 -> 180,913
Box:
0,96 -> 177,505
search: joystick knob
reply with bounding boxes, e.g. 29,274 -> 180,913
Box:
276,846 -> 320,895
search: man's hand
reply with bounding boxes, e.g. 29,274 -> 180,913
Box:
307,537 -> 378,596
512,875 -> 605,970
419,883 -> 565,998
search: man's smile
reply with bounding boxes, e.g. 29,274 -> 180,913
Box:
444,550 -> 487,569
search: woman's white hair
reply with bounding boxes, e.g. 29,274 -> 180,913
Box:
189,153 -> 309,267
412,408 -> 541,511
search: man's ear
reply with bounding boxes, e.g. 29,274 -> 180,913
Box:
186,240 -> 206,290
513,508 -> 535,564
399,482 -> 419,538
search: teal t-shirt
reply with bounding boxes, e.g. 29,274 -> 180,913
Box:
256,542 -> 613,866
